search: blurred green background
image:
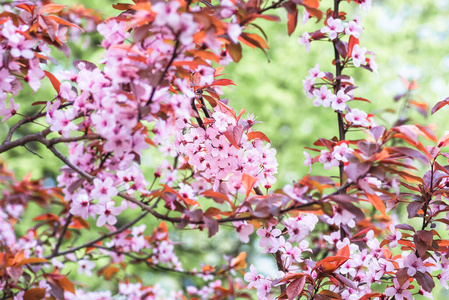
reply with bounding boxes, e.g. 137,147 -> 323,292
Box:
2,0 -> 449,298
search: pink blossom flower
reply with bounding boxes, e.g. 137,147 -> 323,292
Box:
233,221 -> 254,243
357,0 -> 372,12
403,253 -> 426,276
307,63 -> 325,81
298,32 -> 311,52
254,278 -> 272,299
385,278 -> 412,300
94,201 -> 121,227
0,98 -> 19,121
303,151 -> 313,173
387,224 -> 402,248
69,190 -> 91,219
313,85 -> 332,107
321,17 -> 344,40
345,19 -> 363,38
0,69 -> 16,93
49,108 -> 77,137
257,226 -> 282,253
228,23 -> 242,44
9,35 -> 35,59
319,150 -> 339,169
244,265 -> 263,289
352,44 -> 367,67
78,259 -> 96,277
91,177 -> 118,204
345,108 -> 370,127
332,142 -> 353,162
330,90 -> 351,112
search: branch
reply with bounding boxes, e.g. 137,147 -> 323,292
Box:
332,0 -> 346,188
45,211 -> 149,259
3,102 -> 71,143
52,214 -> 73,256
47,145 -> 94,181
259,0 -> 287,13
0,128 -> 51,153
145,40 -> 180,106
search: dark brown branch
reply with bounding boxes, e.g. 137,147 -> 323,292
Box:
332,0 -> 346,188
45,211 -> 149,259
3,102 -> 71,143
259,0 -> 287,13
145,40 -> 180,106
52,214 -> 73,256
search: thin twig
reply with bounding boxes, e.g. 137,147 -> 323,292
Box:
45,211 -> 149,259
52,214 -> 73,256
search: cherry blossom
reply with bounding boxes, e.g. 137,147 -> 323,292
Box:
319,150 -> 339,169
0,98 -> 19,121
320,17 -> 344,40
78,259 -> 96,277
298,32 -> 311,52
384,278 -> 412,300
312,85 -> 333,107
330,90 -> 351,112
352,44 -> 367,68
345,108 -> 370,127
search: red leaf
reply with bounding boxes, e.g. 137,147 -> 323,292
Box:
201,190 -> 231,205
282,1 -> 298,36
401,76 -> 419,90
112,3 -> 134,10
335,39 -> 348,59
40,4 -> 66,14
347,35 -> 359,57
44,70 -> 61,93
203,215 -> 219,237
226,42 -> 242,62
359,293 -> 383,300
438,133 -> 449,148
24,288 -> 46,300
242,173 -> 258,198
224,124 -> 244,149
247,131 -> 271,143
47,15 -> 83,32
239,33 -> 269,49
254,14 -> 281,22
286,276 -> 306,300
336,244 -> 350,258
211,78 -> 236,87
431,97 -> 449,115
415,271 -> 435,293
16,4 -> 35,14
366,193 -> 386,216
353,97 -> 371,103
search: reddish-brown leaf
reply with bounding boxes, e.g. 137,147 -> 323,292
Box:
359,293 -> 383,300
44,70 -> 61,93
286,276 -> 306,300
18,258 -> 48,266
366,193 -> 386,216
415,271 -> 435,293
23,288 -> 46,300
40,4 -> 66,14
431,97 -> 449,115
242,173 -> 258,198
226,42 -> 242,62
247,131 -> 271,143
55,276 -> 75,293
47,15 -> 83,31
224,124 -> 244,149
347,35 -> 359,57
211,78 -> 236,87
